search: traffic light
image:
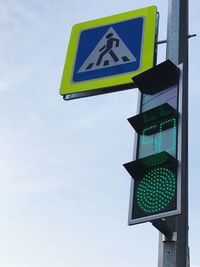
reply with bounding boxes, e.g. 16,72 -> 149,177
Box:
124,60 -> 182,225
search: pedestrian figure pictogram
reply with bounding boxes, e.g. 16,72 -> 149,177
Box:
96,33 -> 119,66
78,27 -> 137,73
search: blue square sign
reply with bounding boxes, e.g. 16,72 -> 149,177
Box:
60,6 -> 157,99
73,17 -> 144,82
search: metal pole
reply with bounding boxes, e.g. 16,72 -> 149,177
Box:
158,0 -> 189,266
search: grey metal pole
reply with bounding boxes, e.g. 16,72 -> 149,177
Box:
158,0 -> 189,267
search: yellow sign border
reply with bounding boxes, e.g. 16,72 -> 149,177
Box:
60,6 -> 157,96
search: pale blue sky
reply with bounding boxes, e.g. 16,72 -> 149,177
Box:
0,1 -> 199,267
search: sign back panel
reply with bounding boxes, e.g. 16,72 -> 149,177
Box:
60,6 -> 157,100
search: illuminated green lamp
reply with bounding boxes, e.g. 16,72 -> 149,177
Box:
136,167 -> 176,214
123,151 -> 177,217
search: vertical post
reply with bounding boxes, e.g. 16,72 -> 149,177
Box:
158,0 -> 189,267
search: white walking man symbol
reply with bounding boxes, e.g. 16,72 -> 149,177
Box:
78,27 -> 137,73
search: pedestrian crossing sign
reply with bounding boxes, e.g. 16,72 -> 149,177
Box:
60,6 -> 157,100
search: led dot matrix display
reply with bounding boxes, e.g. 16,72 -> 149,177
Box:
141,117 -> 177,157
136,167 -> 176,214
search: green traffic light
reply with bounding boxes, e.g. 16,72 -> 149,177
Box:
141,117 -> 177,156
136,167 -> 176,214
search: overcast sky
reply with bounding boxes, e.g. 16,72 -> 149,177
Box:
0,0 -> 199,267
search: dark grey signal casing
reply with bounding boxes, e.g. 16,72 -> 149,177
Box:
123,60 -> 183,225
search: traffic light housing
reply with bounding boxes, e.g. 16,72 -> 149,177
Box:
124,60 -> 182,225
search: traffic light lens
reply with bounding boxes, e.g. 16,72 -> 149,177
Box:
136,167 -> 176,214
